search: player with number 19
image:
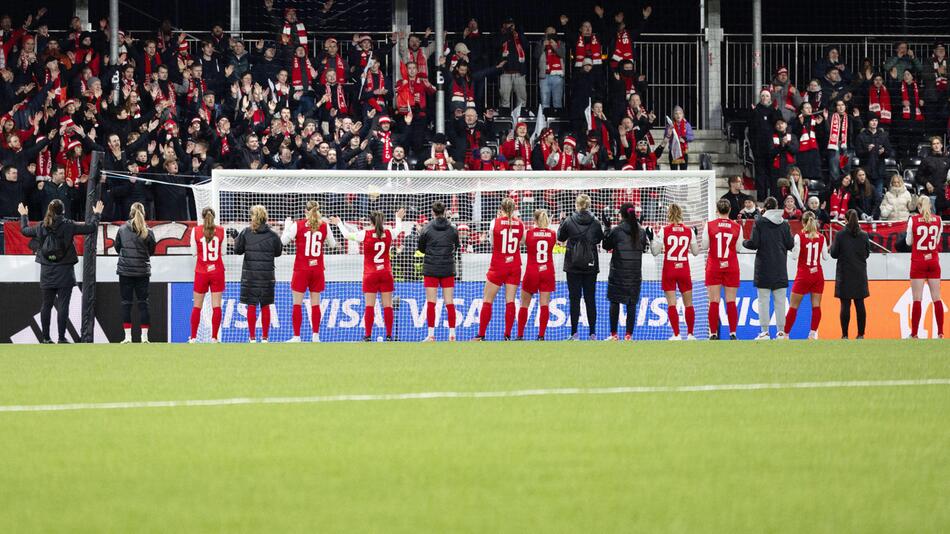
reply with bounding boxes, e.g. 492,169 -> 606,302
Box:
476,197 -> 525,341
651,203 -> 700,340
282,201 -> 338,342
189,207 -> 225,343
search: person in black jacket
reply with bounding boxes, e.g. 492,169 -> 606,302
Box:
234,204 -> 283,343
114,202 -> 158,343
602,203 -> 651,340
743,197 -> 794,340
417,201 -> 460,341
749,89 -> 784,201
829,209 -> 871,339
17,199 -> 103,343
916,136 -> 949,202
557,193 -> 605,340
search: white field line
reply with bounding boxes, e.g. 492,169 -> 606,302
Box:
0,379 -> 948,414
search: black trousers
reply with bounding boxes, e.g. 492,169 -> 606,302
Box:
609,302 -> 638,337
754,155 -> 772,202
839,297 -> 866,338
119,275 -> 151,327
566,272 -> 597,336
40,287 -> 72,342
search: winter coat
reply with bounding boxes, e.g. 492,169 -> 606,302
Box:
829,228 -> 871,299
855,128 -> 894,186
916,154 -> 949,195
602,221 -> 649,304
749,103 -> 783,156
20,213 -> 99,289
742,209 -> 794,289
770,77 -> 803,123
879,186 -> 915,221
114,223 -> 157,278
234,223 -> 283,287
557,209 -> 605,274
417,216 -> 460,278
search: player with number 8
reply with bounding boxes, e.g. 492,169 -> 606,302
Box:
651,203 -> 700,340
282,201 -> 338,342
475,197 -> 525,341
517,209 -> 557,341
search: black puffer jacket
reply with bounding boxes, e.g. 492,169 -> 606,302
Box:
21,214 -> 100,289
743,209 -> 794,289
557,210 -> 605,274
829,228 -> 871,299
602,222 -> 650,304
417,217 -> 460,278
114,223 -> 157,277
234,223 -> 283,287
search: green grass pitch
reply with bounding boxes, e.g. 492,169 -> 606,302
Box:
0,340 -> 948,533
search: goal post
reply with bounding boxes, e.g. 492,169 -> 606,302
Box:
191,169 -> 716,342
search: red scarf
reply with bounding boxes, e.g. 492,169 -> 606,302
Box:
502,137 -> 530,163
282,20 -> 308,53
56,153 -> 81,187
610,29 -> 633,68
427,149 -> 449,170
130,102 -> 141,119
555,150 -> 575,170
187,78 -> 206,104
325,83 -> 349,114
143,52 -> 162,77
901,81 -> 924,121
156,82 -> 176,115
358,49 -> 372,70
799,116 -> 818,152
406,48 -> 427,76
632,151 -> 658,170
673,119 -> 689,155
502,34 -> 526,63
36,149 -> 52,177
868,86 -> 892,124
44,69 -> 66,104
772,85 -> 797,112
574,34 -> 602,67
827,112 -> 848,151
378,130 -> 393,163
364,71 -> 386,112
451,77 -> 475,107
591,116 -> 613,158
772,133 -> 795,168
544,43 -> 564,75
217,128 -> 230,155
933,57 -> 947,91
829,188 -> 850,218
320,54 -> 345,84
76,47 -> 101,76
620,74 -> 639,99
291,56 -> 313,91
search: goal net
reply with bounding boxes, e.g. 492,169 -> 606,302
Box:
191,169 -> 715,342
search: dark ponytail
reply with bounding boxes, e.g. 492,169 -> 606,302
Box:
618,202 -> 640,243
845,209 -> 860,237
369,210 -> 385,239
43,199 -> 64,229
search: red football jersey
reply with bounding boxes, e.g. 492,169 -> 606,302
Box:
193,226 -> 225,275
910,215 -> 942,263
705,218 -> 740,273
662,223 -> 694,274
294,219 -> 329,272
525,227 -> 556,273
796,232 -> 826,278
489,216 -> 525,271
361,229 -> 393,275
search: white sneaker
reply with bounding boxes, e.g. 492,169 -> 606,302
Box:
776,332 -> 788,340
755,332 -> 771,341
605,334 -> 619,341
686,334 -> 697,341
287,336 -> 301,343
261,339 -> 269,344
249,339 -> 257,344
422,335 -> 436,342
210,338 -> 219,343
121,339 -> 132,344
311,333 -> 320,343
142,337 -> 150,344
668,335 -> 682,341
808,330 -> 819,340
188,338 -> 197,344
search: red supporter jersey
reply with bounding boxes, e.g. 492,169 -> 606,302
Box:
490,216 -> 525,270
294,220 -> 329,272
910,215 -> 942,263
705,219 -> 740,273
362,229 -> 393,275
796,232 -> 825,278
525,227 -> 557,273
662,223 -> 693,274
193,226 -> 225,275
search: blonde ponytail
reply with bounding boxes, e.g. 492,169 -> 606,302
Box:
201,207 -> 216,242
534,209 -> 550,228
306,200 -> 322,232
129,202 -> 148,239
500,197 -> 516,217
802,211 -> 819,237
918,196 -> 933,223
250,205 -> 268,232
667,203 -> 683,224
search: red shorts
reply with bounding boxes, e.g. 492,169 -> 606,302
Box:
363,270 -> 394,294
792,275 -> 825,295
910,258 -> 941,279
194,270 -> 226,294
424,276 -> 455,288
662,270 -> 693,293
522,267 -> 556,294
705,269 -> 740,288
486,264 -> 521,287
291,268 -> 325,294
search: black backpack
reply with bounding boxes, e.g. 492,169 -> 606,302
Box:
570,220 -> 596,270
39,227 -> 69,263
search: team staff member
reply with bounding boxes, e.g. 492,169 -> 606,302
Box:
743,197 -> 794,340
189,207 -> 226,343
417,201 -> 461,341
236,205 -> 283,343
557,194 -> 604,341
829,210 -> 871,339
115,202 -> 158,344
602,203 -> 651,341
17,199 -> 104,344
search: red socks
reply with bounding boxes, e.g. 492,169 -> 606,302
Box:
708,303 -> 719,336
426,301 -> 436,329
247,305 -> 257,340
445,303 -> 456,328
784,306 -> 798,335
539,305 -> 550,338
668,306 -> 680,336
261,305 -> 271,339
911,301 -> 922,337
311,305 -> 321,334
504,302 -> 515,338
517,306 -> 529,339
810,307 -> 821,331
364,306 -> 375,337
726,301 -> 738,335
684,306 -> 695,335
292,304 -> 303,337
935,300 -> 945,337
383,306 -> 394,337
211,306 -> 221,340
190,307 -> 201,339
478,302 -> 493,338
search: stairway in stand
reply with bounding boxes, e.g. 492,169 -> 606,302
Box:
650,129 -> 745,198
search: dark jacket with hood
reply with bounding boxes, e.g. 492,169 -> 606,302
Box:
602,221 -> 650,304
234,223 -> 283,286
829,227 -> 871,299
20,213 -> 100,288
417,216 -> 460,278
742,209 -> 794,289
557,209 -> 605,274
114,223 -> 157,277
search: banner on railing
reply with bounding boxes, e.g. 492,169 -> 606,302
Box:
3,221 -> 198,256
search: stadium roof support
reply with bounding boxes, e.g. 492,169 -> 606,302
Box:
434,0 -> 445,134
752,0 -> 762,100
231,0 -> 241,32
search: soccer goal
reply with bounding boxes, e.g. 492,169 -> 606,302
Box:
191,169 -> 716,342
